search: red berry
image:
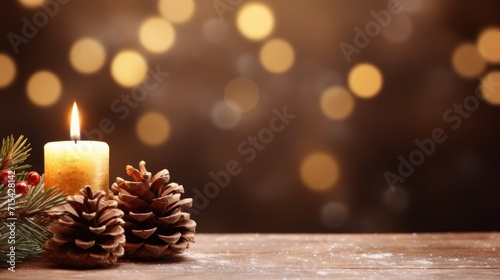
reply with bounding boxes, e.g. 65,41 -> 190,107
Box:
26,171 -> 41,186
1,169 -> 14,185
15,181 -> 29,195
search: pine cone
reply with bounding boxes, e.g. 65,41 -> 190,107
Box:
44,186 -> 125,268
111,161 -> 196,260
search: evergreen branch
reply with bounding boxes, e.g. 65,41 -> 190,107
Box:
17,216 -> 53,247
0,135 -> 31,173
0,221 -> 46,261
0,135 -> 69,263
18,176 -> 67,217
0,162 -> 67,262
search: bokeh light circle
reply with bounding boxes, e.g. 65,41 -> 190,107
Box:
348,63 -> 383,98
481,71 -> 500,105
477,27 -> 500,63
69,38 -> 106,74
139,17 -> 176,53
320,86 -> 355,120
237,2 -> 275,41
18,0 -> 45,8
27,70 -> 62,107
224,77 -> 260,112
0,54 -> 16,88
136,112 -> 171,146
211,101 -> 242,130
110,50 -> 148,88
158,0 -> 195,24
452,43 -> 486,79
259,39 -> 295,74
300,152 -> 340,191
321,202 -> 349,228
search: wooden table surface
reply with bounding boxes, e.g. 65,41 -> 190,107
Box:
4,233 -> 500,279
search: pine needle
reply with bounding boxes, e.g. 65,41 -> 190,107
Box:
18,176 -> 67,217
0,135 -> 31,173
0,135 -> 67,263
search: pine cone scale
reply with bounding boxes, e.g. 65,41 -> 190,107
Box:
181,231 -> 195,242
75,239 -> 96,250
98,208 -> 124,225
163,198 -> 192,214
88,225 -> 106,234
118,193 -> 150,212
100,235 -> 125,251
129,211 -> 155,222
150,171 -> 170,194
51,235 -> 73,245
127,182 -> 155,202
160,183 -> 184,197
123,242 -> 143,254
158,211 -> 182,224
169,241 -> 189,252
81,212 -> 96,221
132,227 -> 157,239
143,243 -> 169,256
126,165 -> 143,181
104,225 -> 125,236
175,219 -> 196,232
157,232 -> 181,244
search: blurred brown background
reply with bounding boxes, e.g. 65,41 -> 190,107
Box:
1,0 -> 500,233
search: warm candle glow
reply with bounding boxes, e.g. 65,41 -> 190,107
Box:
45,102 -> 109,195
70,102 -> 80,142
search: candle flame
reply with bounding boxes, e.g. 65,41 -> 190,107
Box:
70,102 -> 80,142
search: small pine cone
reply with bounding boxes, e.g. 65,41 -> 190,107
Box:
44,186 -> 125,268
111,161 -> 196,260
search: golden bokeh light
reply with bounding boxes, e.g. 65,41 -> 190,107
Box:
27,70 -> 62,107
477,27 -> 500,63
110,50 -> 148,88
481,71 -> 500,105
0,54 -> 16,88
320,86 -> 355,120
348,63 -> 383,98
237,2 -> 275,41
452,43 -> 486,79
224,77 -> 260,112
136,112 -> 171,146
259,39 -> 295,74
69,38 -> 106,74
158,0 -> 195,24
139,17 -> 176,54
300,152 -> 340,192
211,101 -> 242,130
18,0 -> 45,8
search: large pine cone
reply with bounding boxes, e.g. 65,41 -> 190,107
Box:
44,186 -> 125,268
111,161 -> 196,260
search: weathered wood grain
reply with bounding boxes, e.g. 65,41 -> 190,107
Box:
4,233 -> 500,279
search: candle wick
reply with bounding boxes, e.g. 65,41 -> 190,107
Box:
74,139 -> 77,144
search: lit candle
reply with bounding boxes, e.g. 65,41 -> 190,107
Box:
44,102 -> 109,195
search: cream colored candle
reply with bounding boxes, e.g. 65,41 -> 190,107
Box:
44,102 -> 109,195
